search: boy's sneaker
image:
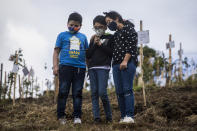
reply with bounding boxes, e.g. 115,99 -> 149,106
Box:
58,118 -> 66,125
74,118 -> 81,124
122,116 -> 134,123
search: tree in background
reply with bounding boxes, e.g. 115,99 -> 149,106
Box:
23,78 -> 31,98
142,46 -> 156,85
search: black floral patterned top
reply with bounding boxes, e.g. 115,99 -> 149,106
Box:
112,20 -> 138,66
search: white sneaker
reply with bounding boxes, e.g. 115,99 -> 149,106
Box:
59,118 -> 66,125
122,116 -> 134,123
119,118 -> 124,123
74,118 -> 81,124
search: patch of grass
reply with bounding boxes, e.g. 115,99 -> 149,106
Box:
133,86 -> 142,92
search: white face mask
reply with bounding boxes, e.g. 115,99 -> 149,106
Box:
94,29 -> 105,36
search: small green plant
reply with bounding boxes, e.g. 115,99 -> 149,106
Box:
133,86 -> 142,92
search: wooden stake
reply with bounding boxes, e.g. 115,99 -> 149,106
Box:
46,79 -> 49,98
168,34 -> 172,87
0,63 -> 3,100
83,72 -> 88,89
31,77 -> 34,98
174,66 -> 177,84
0,63 -> 3,87
26,75 -> 30,98
21,76 -> 24,99
138,20 -> 146,107
35,77 -> 38,98
54,75 -> 59,103
18,74 -> 21,99
138,20 -> 144,87
13,51 -> 18,106
13,74 -> 17,105
8,73 -> 12,99
3,71 -> 7,100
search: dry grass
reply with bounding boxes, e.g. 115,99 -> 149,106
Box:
0,86 -> 197,131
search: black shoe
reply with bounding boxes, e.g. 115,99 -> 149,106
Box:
106,118 -> 112,123
94,118 -> 101,123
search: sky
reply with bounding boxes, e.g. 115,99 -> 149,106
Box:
0,0 -> 197,93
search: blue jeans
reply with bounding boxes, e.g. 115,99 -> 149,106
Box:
112,61 -> 136,118
88,69 -> 112,120
57,65 -> 85,119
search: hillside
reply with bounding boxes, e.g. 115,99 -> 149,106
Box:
0,86 -> 197,131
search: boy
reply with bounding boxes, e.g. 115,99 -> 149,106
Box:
86,15 -> 113,123
53,12 -> 88,124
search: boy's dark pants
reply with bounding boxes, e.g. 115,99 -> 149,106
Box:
57,65 -> 85,119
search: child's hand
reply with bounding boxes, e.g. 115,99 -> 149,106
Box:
94,35 -> 101,46
53,66 -> 59,76
120,60 -> 128,70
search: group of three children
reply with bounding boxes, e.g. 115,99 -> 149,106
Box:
53,11 -> 138,125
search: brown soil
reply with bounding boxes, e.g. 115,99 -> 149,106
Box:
0,86 -> 197,131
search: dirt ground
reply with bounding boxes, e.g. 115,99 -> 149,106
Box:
0,85 -> 197,131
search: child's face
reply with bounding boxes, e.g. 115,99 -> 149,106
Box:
93,22 -> 106,30
67,20 -> 81,33
93,22 -> 107,36
105,17 -> 119,31
105,17 -> 114,26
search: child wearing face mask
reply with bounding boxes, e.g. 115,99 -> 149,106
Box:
103,11 -> 138,124
53,12 -> 89,125
86,15 -> 113,123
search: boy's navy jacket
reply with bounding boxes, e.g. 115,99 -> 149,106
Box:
55,31 -> 89,68
86,34 -> 113,68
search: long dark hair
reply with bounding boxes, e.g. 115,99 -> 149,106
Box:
103,11 -> 123,23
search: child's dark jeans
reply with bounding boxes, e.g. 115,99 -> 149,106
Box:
57,65 -> 85,119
